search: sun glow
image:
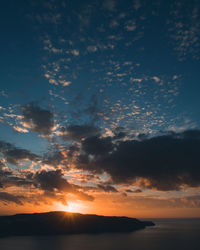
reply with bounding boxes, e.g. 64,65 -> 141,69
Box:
56,201 -> 88,214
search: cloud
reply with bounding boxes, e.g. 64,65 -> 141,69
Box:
97,184 -> 118,193
59,80 -> 71,86
152,76 -> 160,83
13,126 -> 29,133
0,167 -> 93,206
0,174 -> 33,189
77,129 -> 200,191
0,191 -> 68,206
87,45 -> 98,52
82,136 -> 113,156
59,124 -> 100,141
0,192 -> 24,205
125,21 -> 136,31
0,158 -> 34,189
0,140 -> 93,203
0,140 -> 40,165
33,169 -> 94,202
71,49 -> 79,56
103,0 -> 116,11
34,169 -> 73,192
118,194 -> 200,209
42,149 -> 68,168
126,189 -> 142,193
133,0 -> 141,11
21,103 -> 55,135
168,1 -> 200,60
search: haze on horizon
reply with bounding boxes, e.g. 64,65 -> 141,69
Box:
0,0 -> 200,218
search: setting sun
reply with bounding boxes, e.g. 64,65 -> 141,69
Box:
56,201 -> 88,214
1,0 -> 200,249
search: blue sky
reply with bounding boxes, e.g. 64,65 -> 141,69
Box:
1,0 -> 200,141
0,0 -> 200,216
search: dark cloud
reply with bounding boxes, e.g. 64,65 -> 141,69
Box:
97,184 -> 118,193
82,136 -> 113,156
5,149 -> 39,165
0,141 -> 40,189
0,170 -> 71,206
67,94 -> 101,123
181,129 -> 200,139
77,130 -> 200,191
60,124 -> 100,141
0,140 -> 93,202
103,0 -> 116,11
34,169 -> 73,192
0,175 -> 33,189
21,102 -> 55,135
137,133 -> 149,141
42,150 -> 67,167
33,169 -> 94,201
0,165 -> 33,189
42,144 -> 80,168
121,195 -> 200,209
0,168 -> 94,205
0,191 -> 68,206
67,145 -> 80,158
126,189 -> 142,193
0,159 -> 7,169
113,127 -> 128,140
0,192 -> 24,205
0,140 -> 40,165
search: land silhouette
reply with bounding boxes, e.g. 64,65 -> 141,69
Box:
0,211 -> 155,237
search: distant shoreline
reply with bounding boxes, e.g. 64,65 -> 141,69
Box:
0,211 -> 155,238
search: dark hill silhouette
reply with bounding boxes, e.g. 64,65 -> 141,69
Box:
0,211 -> 155,237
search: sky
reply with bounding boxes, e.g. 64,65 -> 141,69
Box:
0,0 -> 200,218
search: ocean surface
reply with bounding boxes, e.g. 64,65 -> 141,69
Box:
0,218 -> 200,250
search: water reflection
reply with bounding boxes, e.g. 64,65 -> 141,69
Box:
0,219 -> 200,250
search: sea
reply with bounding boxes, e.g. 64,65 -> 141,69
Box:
0,218 -> 200,250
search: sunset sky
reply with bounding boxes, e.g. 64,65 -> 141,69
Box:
0,0 -> 200,218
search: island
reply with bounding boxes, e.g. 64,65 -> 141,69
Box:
0,211 -> 155,237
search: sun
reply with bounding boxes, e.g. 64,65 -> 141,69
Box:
56,201 -> 88,214
66,202 -> 80,213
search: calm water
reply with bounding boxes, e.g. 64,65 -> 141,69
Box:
0,219 -> 200,250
